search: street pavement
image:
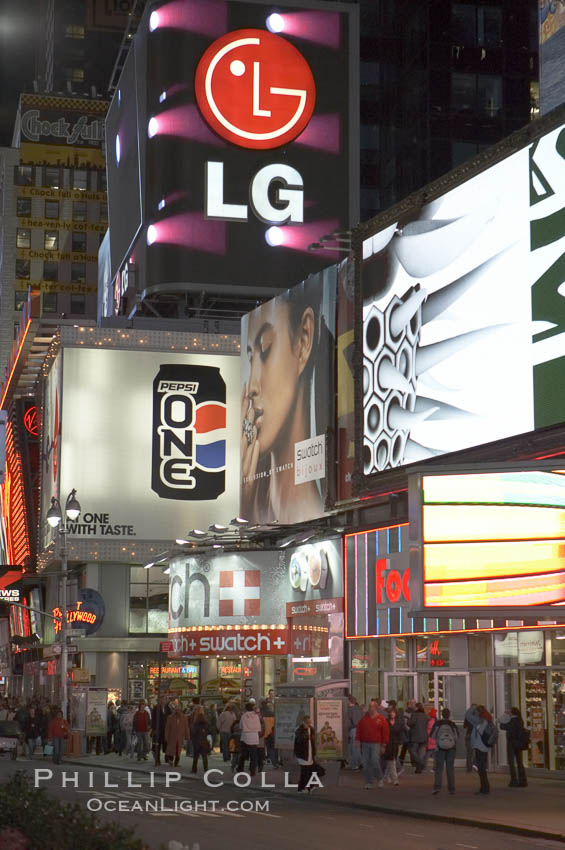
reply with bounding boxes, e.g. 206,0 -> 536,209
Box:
0,755 -> 564,850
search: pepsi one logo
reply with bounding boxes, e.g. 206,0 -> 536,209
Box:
195,29 -> 316,150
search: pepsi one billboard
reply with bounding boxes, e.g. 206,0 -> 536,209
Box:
106,0 -> 359,299
54,346 -> 239,543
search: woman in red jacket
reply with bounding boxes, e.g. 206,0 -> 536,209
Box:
47,709 -> 69,765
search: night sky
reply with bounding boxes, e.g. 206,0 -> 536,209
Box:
0,0 -> 41,146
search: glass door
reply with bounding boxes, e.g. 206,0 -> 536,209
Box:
433,672 -> 470,765
384,673 -> 417,709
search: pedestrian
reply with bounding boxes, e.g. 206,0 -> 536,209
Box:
207,703 -> 219,752
165,704 -> 190,767
115,700 -> 128,756
47,709 -> 69,765
236,701 -> 262,777
464,702 -> 477,772
431,708 -> 458,795
106,701 -> 117,753
467,704 -> 492,795
424,707 -> 437,772
190,706 -> 211,773
133,700 -> 151,761
229,709 -> 241,772
262,699 -> 280,768
500,707 -> 528,788
407,702 -> 428,773
24,707 -> 42,759
123,703 -> 136,757
383,709 -> 404,785
398,698 -> 415,772
294,715 -> 318,793
218,703 -> 236,763
256,705 -> 266,771
151,694 -> 170,766
347,696 -> 363,770
355,698 -> 390,789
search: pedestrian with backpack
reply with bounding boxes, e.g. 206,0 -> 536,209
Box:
431,708 -> 458,795
467,704 -> 496,795
500,707 -> 529,788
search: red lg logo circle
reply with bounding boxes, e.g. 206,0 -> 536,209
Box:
194,29 -> 316,150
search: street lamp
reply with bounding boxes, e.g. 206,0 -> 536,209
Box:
47,489 -> 81,720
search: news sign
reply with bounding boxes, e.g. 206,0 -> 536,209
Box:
106,0 -> 359,298
0,567 -> 23,604
409,469 -> 565,616
360,120 -> 565,478
47,347 -> 239,543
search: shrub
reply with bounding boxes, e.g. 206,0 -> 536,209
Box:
0,772 -> 144,850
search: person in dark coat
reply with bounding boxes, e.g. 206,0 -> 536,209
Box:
500,706 -> 528,787
151,695 -> 170,765
383,709 -> 405,785
294,715 -> 318,792
190,706 -> 211,773
407,703 -> 429,773
23,707 -> 42,758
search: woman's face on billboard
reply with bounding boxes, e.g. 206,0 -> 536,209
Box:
245,300 -> 313,455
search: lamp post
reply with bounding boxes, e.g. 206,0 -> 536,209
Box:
47,489 -> 81,720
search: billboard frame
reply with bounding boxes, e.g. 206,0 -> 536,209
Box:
407,458 -> 565,619
352,104 -> 565,500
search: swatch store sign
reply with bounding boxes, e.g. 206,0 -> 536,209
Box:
168,539 -> 343,656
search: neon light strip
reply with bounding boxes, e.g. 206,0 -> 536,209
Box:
424,571 -> 565,607
347,623 -> 565,640
424,504 -> 565,543
0,318 -> 32,410
345,522 -> 409,541
424,540 -> 565,582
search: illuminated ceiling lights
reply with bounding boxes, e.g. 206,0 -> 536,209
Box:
265,225 -> 284,247
146,224 -> 157,245
149,10 -> 160,31
115,134 -> 121,165
266,12 -> 285,33
148,117 -> 159,138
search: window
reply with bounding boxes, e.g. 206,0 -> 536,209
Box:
99,172 -> 107,192
70,294 -> 86,314
15,259 -> 30,279
16,228 -> 31,248
66,67 -> 85,81
45,200 -> 60,219
73,200 -> 87,221
478,75 -> 503,117
43,261 -> 58,282
65,24 -> 85,38
452,5 -> 502,48
16,197 -> 31,217
71,262 -> 85,283
99,202 -> 108,223
73,169 -> 88,191
43,167 -> 60,188
14,165 -> 33,186
14,290 -> 28,311
72,231 -> 87,252
129,566 -> 169,634
42,292 -> 58,313
44,230 -> 58,251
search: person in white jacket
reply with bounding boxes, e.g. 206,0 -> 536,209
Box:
236,702 -> 262,776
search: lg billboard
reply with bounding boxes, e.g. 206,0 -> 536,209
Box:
105,0 -> 359,303
360,117 -> 565,481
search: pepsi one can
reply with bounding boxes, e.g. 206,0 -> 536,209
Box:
151,363 -> 226,500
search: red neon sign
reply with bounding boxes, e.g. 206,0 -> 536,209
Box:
24,406 -> 38,436
194,29 -> 316,149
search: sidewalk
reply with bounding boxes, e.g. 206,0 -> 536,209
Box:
64,751 -> 565,843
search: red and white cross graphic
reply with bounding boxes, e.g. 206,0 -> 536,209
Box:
219,570 -> 260,617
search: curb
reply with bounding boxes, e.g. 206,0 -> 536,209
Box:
65,758 -> 565,844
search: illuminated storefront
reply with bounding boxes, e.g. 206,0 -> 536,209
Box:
346,469 -> 565,773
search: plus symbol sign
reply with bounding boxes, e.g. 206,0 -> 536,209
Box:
273,636 -> 286,650
189,639 -> 197,650
294,637 -> 302,649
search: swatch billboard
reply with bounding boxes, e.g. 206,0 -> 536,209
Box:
240,265 -> 336,523
360,117 -> 565,480
105,0 -> 359,303
409,468 -> 565,617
